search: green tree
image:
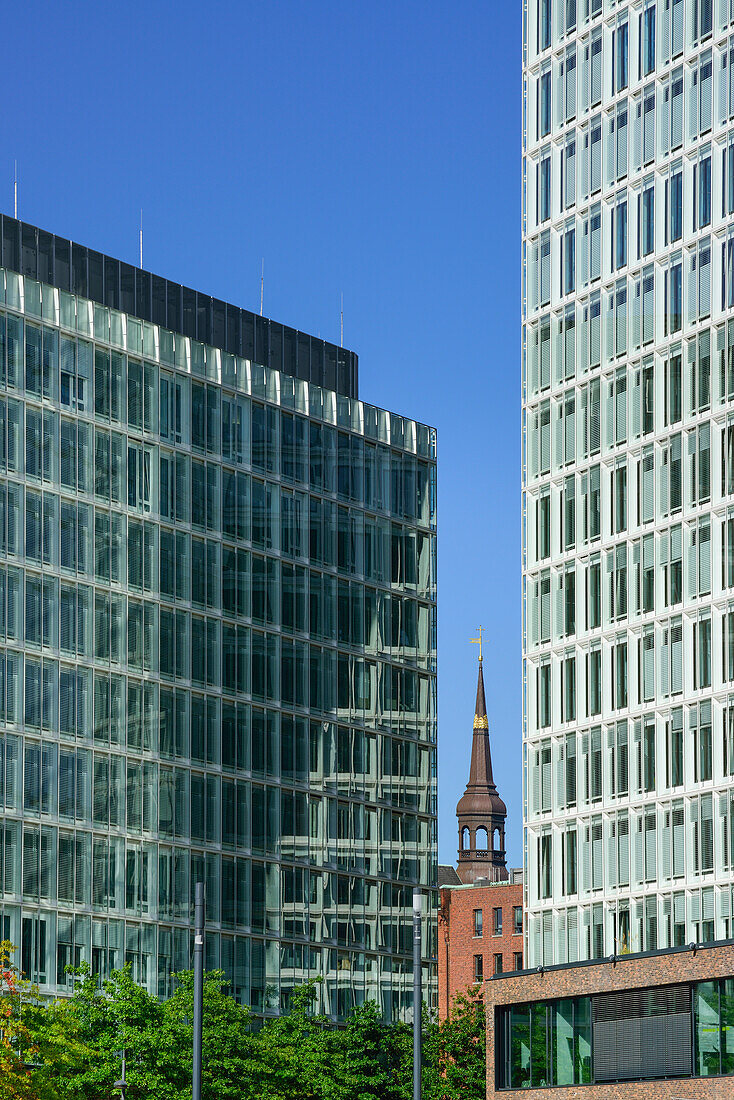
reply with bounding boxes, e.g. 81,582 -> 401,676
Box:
21,966 -> 487,1100
329,1000 -> 403,1100
391,990 -> 486,1100
253,981 -> 333,1099
29,966 -> 256,1100
29,963 -> 162,1099
0,941 -> 42,1100
434,989 -> 486,1100
158,969 -> 257,1100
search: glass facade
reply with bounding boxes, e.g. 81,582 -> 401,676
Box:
496,996 -> 592,1089
523,0 -> 734,964
0,263 -> 437,1020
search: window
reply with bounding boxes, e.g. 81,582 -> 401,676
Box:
538,154 -> 551,222
538,0 -> 551,52
539,833 -> 552,898
494,953 -> 504,975
473,953 -> 483,983
538,662 -> 551,729
562,224 -> 576,294
665,257 -> 683,334
666,708 -> 684,788
664,351 -> 681,425
613,463 -> 627,534
691,701 -> 712,783
612,197 -> 627,270
587,648 -> 601,716
496,997 -> 592,1089
643,85 -> 655,164
590,31 -> 602,106
563,137 -> 576,208
587,557 -> 601,629
514,906 -> 523,934
563,47 -> 577,123
692,0 -> 713,42
694,152 -> 712,229
473,908 -> 483,937
539,69 -> 551,138
666,165 -> 683,243
537,491 -> 550,559
694,979 -> 734,1077
514,951 -> 523,971
639,179 -> 654,257
640,2 -> 655,76
694,614 -> 712,690
562,653 -> 576,722
564,828 -> 578,895
493,907 -> 503,935
613,21 -> 628,92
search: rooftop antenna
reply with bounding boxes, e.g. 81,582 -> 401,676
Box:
340,292 -> 343,347
13,161 -> 17,219
260,259 -> 264,316
139,210 -> 143,269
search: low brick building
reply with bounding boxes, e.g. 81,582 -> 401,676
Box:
438,657 -> 524,1018
486,939 -> 734,1097
438,873 -> 524,1019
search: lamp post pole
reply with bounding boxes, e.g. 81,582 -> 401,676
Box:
413,888 -> 422,1100
192,881 -> 204,1100
113,1049 -> 126,1099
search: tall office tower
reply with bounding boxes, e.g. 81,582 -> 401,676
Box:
523,0 -> 734,966
0,215 -> 437,1018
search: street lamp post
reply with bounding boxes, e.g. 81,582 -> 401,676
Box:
413,888 -> 422,1100
192,881 -> 204,1100
113,1048 -> 126,1099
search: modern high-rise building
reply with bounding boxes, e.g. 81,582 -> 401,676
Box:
523,0 -> 734,966
0,214 -> 437,1018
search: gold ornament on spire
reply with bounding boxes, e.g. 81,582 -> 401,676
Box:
470,625 -> 486,662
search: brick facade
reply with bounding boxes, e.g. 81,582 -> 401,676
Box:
438,879 -> 524,1019
485,940 -> 734,1099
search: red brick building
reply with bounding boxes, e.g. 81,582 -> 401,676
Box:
438,874 -> 524,1019
437,658 -> 524,1018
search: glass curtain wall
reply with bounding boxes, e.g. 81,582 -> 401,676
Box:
0,267 -> 437,1020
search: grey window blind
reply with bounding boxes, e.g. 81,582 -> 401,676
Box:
593,984 -> 692,1082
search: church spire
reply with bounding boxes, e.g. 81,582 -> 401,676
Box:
456,655 -> 508,884
469,660 -> 494,785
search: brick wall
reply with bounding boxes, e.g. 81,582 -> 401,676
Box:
485,940 -> 734,1099
438,880 -> 524,1019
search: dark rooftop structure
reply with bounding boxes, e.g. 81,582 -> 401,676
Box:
0,213 -> 358,398
437,865 -> 462,887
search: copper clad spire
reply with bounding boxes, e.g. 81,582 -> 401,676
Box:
456,655 -> 509,883
458,661 -> 504,812
473,658 -> 489,730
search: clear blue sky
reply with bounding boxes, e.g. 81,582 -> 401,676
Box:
7,1 -> 523,868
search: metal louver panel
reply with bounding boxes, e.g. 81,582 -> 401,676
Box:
617,106 -> 628,178
671,71 -> 684,146
660,82 -> 671,153
700,239 -> 711,317
592,984 -> 692,1082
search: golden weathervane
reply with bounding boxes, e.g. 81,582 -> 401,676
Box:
471,625 -> 486,663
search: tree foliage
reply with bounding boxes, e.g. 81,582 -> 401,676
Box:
0,941 -> 40,1100
13,959 -> 485,1100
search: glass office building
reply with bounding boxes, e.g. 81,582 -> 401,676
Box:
524,0 -> 734,965
0,216 -> 437,1018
